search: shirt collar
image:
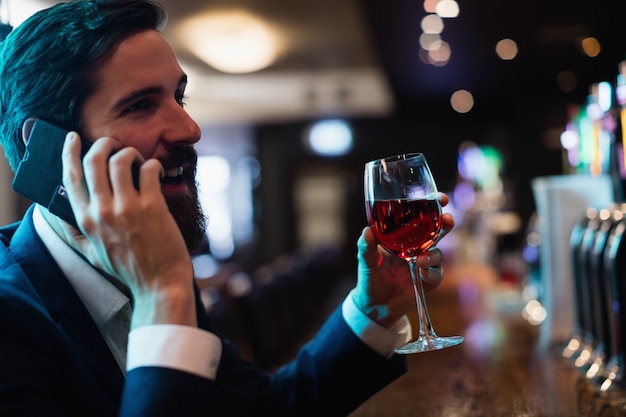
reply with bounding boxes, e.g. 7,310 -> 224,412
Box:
32,204 -> 130,328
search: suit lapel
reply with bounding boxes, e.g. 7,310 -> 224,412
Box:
8,206 -> 124,399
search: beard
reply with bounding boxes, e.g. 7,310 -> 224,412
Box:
163,148 -> 207,253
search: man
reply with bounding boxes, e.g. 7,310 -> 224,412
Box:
0,1 -> 455,416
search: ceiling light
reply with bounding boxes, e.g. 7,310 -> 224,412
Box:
176,10 -> 282,74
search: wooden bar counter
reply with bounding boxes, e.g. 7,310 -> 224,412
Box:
349,261 -> 626,417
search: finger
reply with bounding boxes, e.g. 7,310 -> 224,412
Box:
81,137 -> 123,207
442,212 -> 455,231
418,247 -> 444,287
420,265 -> 444,287
358,226 -> 382,268
140,158 -> 165,192
439,192 -> 449,207
437,212 -> 455,242
416,247 -> 443,269
61,132 -> 89,220
108,147 -> 145,197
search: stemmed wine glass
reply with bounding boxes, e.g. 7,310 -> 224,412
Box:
364,153 -> 464,354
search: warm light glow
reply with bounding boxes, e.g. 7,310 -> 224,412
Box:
176,10 -> 282,74
580,36 -> 601,57
418,48 -> 431,65
423,0 -> 440,13
421,14 -> 444,34
435,0 -> 459,18
450,89 -> 474,113
556,70 -> 577,93
428,41 -> 451,66
522,300 -> 547,326
601,377 -> 614,392
562,338 -> 580,358
419,32 -> 441,50
599,208 -> 611,221
495,38 -> 518,60
575,348 -> 592,367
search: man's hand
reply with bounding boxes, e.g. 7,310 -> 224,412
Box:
56,131 -> 197,329
352,193 -> 455,328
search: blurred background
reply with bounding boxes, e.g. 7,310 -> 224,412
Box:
1,0 -> 625,370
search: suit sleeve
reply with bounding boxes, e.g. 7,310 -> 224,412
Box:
207,305 -> 407,417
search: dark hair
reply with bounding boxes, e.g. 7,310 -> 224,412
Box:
0,0 -> 167,172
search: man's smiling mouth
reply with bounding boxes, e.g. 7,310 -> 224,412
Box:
161,166 -> 186,185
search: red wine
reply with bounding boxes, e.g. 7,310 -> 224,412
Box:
366,198 -> 442,259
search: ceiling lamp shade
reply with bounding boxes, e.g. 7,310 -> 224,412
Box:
176,10 -> 282,74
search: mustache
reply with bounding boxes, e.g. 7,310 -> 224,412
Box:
160,146 -> 197,171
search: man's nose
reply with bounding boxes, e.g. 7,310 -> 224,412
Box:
161,103 -> 201,146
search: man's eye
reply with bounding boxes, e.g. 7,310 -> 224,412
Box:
125,99 -> 153,113
176,92 -> 188,107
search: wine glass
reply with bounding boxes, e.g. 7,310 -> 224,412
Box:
364,153 -> 463,354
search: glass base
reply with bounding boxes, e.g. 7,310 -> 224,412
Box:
394,335 -> 464,354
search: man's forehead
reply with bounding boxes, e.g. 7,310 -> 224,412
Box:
110,30 -> 176,65
84,29 -> 186,113
96,30 -> 183,87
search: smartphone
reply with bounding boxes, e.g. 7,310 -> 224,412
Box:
12,119 -> 139,228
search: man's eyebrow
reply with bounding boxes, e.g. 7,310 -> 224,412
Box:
113,74 -> 188,110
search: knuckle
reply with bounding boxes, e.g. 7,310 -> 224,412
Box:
95,206 -> 116,224
78,216 -> 96,234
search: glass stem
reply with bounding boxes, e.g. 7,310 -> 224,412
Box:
409,260 -> 437,340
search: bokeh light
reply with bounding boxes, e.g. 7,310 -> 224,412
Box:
450,89 -> 474,113
421,14 -> 444,34
495,38 -> 518,60
580,36 -> 601,57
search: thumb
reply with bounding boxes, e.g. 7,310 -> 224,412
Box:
358,227 -> 382,269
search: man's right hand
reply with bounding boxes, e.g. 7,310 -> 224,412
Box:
58,131 -> 197,329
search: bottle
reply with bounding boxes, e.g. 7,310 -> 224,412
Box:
563,208 -> 595,359
585,205 -> 622,381
571,207 -> 603,368
598,206 -> 626,391
597,60 -> 626,392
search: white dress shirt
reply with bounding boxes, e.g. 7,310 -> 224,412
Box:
32,204 -> 410,380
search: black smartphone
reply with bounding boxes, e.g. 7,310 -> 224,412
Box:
12,119 -> 139,228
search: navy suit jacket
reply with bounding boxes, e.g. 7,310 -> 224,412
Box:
0,206 -> 406,417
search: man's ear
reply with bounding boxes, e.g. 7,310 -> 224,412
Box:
21,117 -> 37,145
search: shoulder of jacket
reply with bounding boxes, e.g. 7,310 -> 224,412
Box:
0,221 -> 21,248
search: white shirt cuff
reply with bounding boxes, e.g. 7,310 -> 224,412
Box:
341,289 -> 412,358
127,324 -> 222,380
